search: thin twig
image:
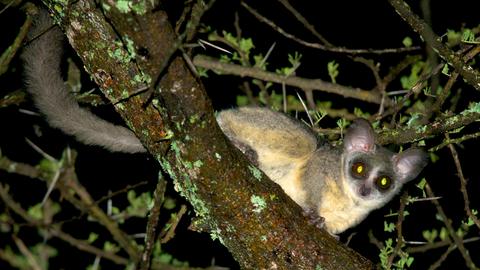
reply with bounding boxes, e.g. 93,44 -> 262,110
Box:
139,175 -> 167,270
12,235 -> 43,270
407,237 -> 480,253
0,155 -> 43,179
386,192 -> 409,268
160,204 -> 188,244
276,0 -> 332,46
446,134 -> 480,230
185,0 -> 218,42
241,1 -> 421,55
95,181 -> 149,205
295,91 -> 313,126
428,244 -> 456,270
368,230 -> 384,250
0,2 -> 35,75
0,184 -> 38,224
50,229 -> 129,265
425,183 -> 478,269
429,132 -> 480,152
25,138 -> 57,162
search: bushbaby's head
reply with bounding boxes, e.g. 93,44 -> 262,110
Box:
341,119 -> 428,209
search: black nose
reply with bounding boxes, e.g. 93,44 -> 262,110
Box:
359,185 -> 371,197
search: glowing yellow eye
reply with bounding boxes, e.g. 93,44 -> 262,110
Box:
380,177 -> 388,186
352,162 -> 366,178
376,176 -> 391,190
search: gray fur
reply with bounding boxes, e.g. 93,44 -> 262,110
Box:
217,107 -> 428,234
301,145 -> 340,208
217,107 -> 319,159
22,11 -> 145,153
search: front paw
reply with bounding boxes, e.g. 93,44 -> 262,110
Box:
302,208 -> 339,240
302,208 -> 325,229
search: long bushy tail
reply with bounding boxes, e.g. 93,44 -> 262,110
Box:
22,11 -> 146,153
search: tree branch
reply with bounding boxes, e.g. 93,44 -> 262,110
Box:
377,105 -> 480,145
194,54 -> 387,105
388,0 -> 480,91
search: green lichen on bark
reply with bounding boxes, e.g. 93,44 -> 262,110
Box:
158,141 -> 209,220
248,165 -> 263,181
250,195 -> 267,213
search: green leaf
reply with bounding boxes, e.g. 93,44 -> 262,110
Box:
439,227 -> 448,241
353,107 -> 370,118
27,204 -> 44,220
222,31 -> 238,47
400,61 -> 425,89
336,118 -> 348,132
446,29 -> 461,45
276,52 -> 302,76
288,52 -> 302,66
327,60 -> 339,84
461,29 -> 477,44
163,197 -> 177,210
441,64 -> 450,76
406,256 -> 414,267
103,241 -> 120,253
196,67 -> 209,78
219,54 -> 233,64
379,238 -> 394,268
415,178 -> 426,193
384,221 -> 395,232
239,38 -> 254,55
87,232 -> 99,243
429,152 -> 439,163
126,191 -> 153,217
253,54 -> 268,69
402,36 -> 413,47
111,206 -> 120,215
158,253 -> 173,264
313,109 -> 328,125
38,158 -> 61,175
422,229 -> 438,243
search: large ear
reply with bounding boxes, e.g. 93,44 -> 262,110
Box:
344,119 -> 376,152
393,148 -> 428,183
